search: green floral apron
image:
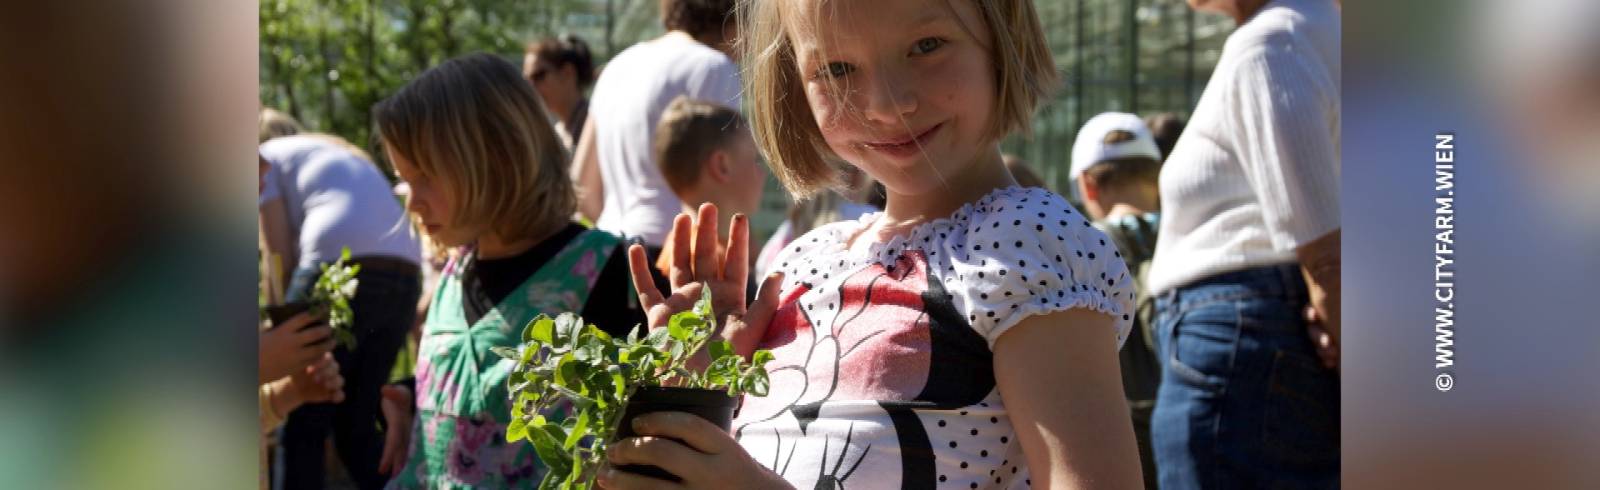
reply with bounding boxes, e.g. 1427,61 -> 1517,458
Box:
386,230 -> 620,489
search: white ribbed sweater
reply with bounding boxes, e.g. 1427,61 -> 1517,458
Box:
1148,0 -> 1341,294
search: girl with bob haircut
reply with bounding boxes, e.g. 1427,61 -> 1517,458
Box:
373,53 -> 645,489
601,0 -> 1145,489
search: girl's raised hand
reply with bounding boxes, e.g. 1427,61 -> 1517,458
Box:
626,203 -> 784,358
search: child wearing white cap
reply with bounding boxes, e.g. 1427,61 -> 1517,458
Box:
1071,111 -> 1165,490
1071,112 -> 1163,223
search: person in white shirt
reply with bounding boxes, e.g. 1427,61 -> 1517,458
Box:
1145,1 -> 1341,488
259,133 -> 423,490
570,0 -> 743,253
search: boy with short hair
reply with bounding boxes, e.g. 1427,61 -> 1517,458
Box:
652,96 -> 766,278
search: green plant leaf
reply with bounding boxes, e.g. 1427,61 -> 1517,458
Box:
751,349 -> 775,366
564,411 -> 590,449
554,313 -> 584,348
667,314 -> 691,344
490,346 -> 520,361
506,415 -> 529,442
527,423 -> 571,477
696,284 -> 715,319
552,384 -> 597,407
709,340 -> 733,361
743,369 -> 771,397
526,316 -> 555,344
645,327 -> 672,349
588,324 -> 612,343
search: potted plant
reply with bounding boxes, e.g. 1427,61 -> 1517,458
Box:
263,247 -> 360,349
494,287 -> 774,490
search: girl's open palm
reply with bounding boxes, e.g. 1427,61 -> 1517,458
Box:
626,203 -> 783,358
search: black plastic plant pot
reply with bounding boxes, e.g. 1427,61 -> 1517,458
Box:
264,301 -> 311,328
612,386 -> 738,482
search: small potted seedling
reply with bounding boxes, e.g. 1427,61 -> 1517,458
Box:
262,247 -> 360,349
495,287 -> 773,490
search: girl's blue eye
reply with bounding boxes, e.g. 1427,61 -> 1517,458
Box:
819,62 -> 854,79
911,37 -> 946,55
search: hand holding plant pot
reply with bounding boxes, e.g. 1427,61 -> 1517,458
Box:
262,247 -> 360,349
598,411 -> 793,490
495,287 -> 776,490
259,310 -> 334,383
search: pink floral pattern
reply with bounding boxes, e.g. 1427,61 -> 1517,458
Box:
386,230 -> 622,489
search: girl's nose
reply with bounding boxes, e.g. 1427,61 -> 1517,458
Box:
860,67 -> 918,126
405,193 -> 427,215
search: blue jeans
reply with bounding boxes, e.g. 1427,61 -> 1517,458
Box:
1150,264 -> 1339,489
277,259 -> 420,490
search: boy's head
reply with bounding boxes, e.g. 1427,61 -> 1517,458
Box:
1070,112 -> 1162,221
374,53 -> 573,249
739,0 -> 1058,198
655,97 -> 765,220
661,0 -> 739,56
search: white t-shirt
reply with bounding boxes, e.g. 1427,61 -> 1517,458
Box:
259,135 -> 421,270
735,186 -> 1134,490
1147,0 -> 1340,294
590,33 -> 743,246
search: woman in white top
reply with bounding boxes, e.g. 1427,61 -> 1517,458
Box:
569,0 -> 743,248
1146,0 -> 1340,488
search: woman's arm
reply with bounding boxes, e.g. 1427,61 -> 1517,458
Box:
571,113 -> 605,222
259,196 -> 297,302
994,308 -> 1144,490
1297,228 -> 1341,368
1297,229 -> 1340,341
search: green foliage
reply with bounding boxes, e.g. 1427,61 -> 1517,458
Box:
309,247 -> 361,349
494,286 -> 774,490
259,0 -> 648,173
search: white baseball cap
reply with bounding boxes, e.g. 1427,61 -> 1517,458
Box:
1069,112 -> 1162,181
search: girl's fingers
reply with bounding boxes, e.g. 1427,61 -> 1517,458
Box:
723,213 -> 750,292
605,436 -> 706,486
746,272 -> 785,321
627,244 -> 665,310
628,411 -> 731,455
693,203 -> 721,281
669,213 -> 694,288
295,324 -> 334,344
299,337 -> 336,365
281,311 -> 318,331
731,272 -> 784,356
597,462 -> 688,490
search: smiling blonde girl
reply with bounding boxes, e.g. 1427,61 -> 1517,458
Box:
600,1 -> 1145,489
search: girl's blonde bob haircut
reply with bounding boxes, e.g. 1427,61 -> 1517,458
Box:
374,53 -> 575,245
738,0 -> 1060,198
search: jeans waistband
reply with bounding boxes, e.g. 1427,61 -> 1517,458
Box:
1156,263 -> 1307,311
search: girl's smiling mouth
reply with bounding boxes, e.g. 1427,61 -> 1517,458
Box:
860,122 -> 944,158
